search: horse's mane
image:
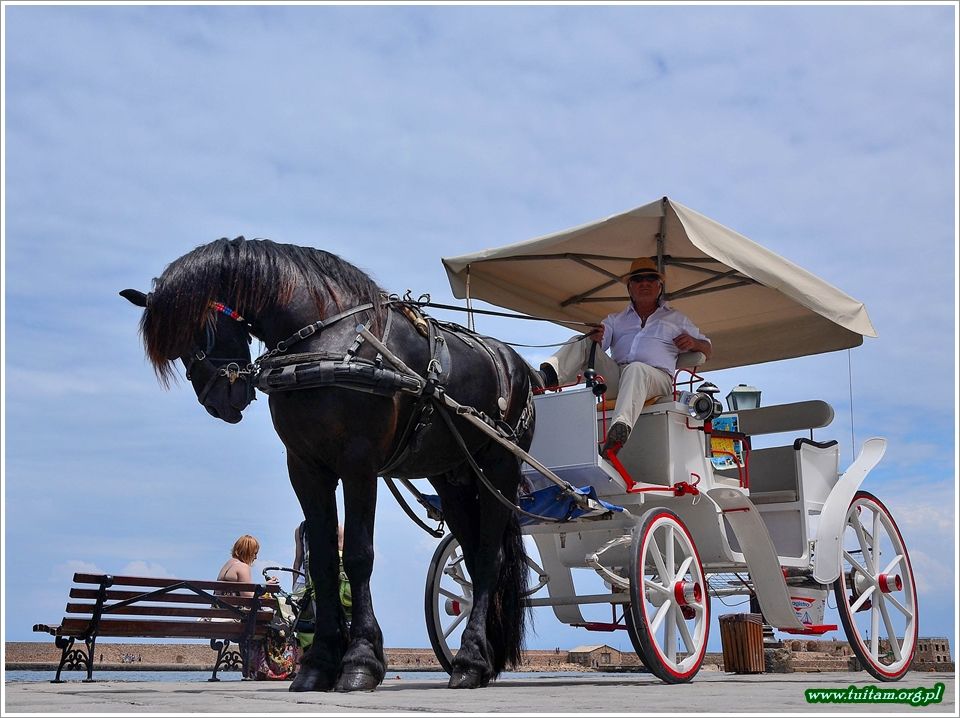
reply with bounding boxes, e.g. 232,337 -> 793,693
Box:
141,236 -> 384,384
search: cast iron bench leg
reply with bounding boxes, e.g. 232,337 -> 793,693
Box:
209,638 -> 242,681
53,636 -> 91,683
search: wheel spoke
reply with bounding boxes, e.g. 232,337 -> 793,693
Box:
674,609 -> 695,654
872,510 -> 883,574
876,597 -> 903,663
649,597 -> 671,634
673,556 -> 694,584
438,587 -> 470,603
849,584 -> 876,613
880,554 -> 904,577
664,603 -> 677,662
647,539 -> 670,588
664,524 -> 675,580
883,591 -> 912,619
446,571 -> 472,591
853,512 -> 877,573
870,599 -> 880,658
442,610 -> 467,639
842,550 -> 869,579
644,578 -> 671,596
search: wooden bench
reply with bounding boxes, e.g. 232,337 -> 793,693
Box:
33,573 -> 281,682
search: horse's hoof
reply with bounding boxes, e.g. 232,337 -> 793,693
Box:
289,666 -> 335,692
448,669 -> 485,689
335,669 -> 381,692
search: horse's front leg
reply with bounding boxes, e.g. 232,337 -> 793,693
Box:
287,457 -> 345,693
334,467 -> 386,692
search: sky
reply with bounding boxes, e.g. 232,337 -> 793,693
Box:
2,2 -> 957,665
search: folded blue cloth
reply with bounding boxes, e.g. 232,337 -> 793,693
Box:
518,484 -> 623,526
419,485 -> 623,527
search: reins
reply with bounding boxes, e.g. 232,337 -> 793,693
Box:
397,293 -> 598,349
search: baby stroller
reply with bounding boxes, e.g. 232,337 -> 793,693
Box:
242,567 -> 315,680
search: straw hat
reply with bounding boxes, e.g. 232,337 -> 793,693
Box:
623,257 -> 663,283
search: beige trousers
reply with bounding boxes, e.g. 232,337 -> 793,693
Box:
543,339 -> 674,430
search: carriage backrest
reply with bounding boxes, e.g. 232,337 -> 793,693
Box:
733,400 -> 834,436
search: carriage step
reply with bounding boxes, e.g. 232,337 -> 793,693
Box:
780,624 -> 837,635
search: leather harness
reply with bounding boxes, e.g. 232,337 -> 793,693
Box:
251,300 -> 533,478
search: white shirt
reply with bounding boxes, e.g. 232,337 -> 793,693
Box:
601,301 -> 709,375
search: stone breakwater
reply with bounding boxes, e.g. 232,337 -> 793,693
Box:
5,643 -> 588,672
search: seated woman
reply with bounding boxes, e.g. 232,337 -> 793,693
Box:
216,534 -> 276,597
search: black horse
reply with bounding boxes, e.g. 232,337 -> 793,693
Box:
121,236 -> 537,692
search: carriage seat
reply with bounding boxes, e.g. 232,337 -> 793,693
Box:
593,351 -> 706,411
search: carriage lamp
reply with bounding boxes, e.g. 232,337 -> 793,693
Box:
725,383 -> 762,411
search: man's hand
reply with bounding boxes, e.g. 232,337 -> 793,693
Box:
673,333 -> 712,359
673,333 -> 700,352
588,324 -> 605,344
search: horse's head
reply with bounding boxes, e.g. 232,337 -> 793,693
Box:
121,288 -> 256,424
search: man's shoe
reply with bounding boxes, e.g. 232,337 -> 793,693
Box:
538,363 -> 559,388
600,422 -> 631,461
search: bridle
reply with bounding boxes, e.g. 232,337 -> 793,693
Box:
185,299 -> 383,409
185,302 -> 256,407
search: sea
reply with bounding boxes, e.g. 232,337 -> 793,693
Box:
4,670 -> 598,683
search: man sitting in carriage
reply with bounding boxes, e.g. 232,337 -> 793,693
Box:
539,257 -> 712,460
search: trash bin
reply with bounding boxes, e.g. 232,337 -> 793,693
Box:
720,613 -> 765,673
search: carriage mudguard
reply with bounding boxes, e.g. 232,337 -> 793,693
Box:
812,437 -> 887,585
706,487 -> 808,630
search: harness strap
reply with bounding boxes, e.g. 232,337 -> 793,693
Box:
383,478 -> 444,538
255,301 -> 380,363
434,402 -> 566,524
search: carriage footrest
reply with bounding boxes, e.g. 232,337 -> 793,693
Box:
779,624 -> 838,635
419,485 -> 623,527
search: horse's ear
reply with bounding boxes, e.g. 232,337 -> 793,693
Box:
119,289 -> 149,307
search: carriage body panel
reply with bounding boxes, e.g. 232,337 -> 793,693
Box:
510,386 -> 888,630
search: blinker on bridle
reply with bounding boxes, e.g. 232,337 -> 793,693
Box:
184,302 -> 253,392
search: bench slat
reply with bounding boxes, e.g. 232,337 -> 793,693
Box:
69,588 -> 272,608
73,573 -> 279,594
54,617 -> 270,640
65,602 -> 275,621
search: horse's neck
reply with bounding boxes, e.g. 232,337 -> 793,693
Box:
253,286 -> 366,353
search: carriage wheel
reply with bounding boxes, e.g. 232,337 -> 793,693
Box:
424,533 -> 473,674
833,491 -> 918,681
627,508 -> 710,683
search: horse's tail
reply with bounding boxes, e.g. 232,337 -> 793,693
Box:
488,511 -> 530,674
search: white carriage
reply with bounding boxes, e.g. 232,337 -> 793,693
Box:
421,198 -> 918,683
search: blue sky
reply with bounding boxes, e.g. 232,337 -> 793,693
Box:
3,3 -> 956,661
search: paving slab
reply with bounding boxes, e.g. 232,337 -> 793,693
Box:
3,672 -> 955,714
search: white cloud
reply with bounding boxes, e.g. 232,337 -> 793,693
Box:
52,559 -> 103,582
121,561 -> 176,578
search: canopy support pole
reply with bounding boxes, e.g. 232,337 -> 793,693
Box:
656,196 -> 668,273
465,264 -> 475,332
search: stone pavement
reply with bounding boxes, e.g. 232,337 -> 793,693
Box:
3,672 -> 955,714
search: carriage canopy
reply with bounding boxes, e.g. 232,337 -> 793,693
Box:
442,197 -> 876,372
